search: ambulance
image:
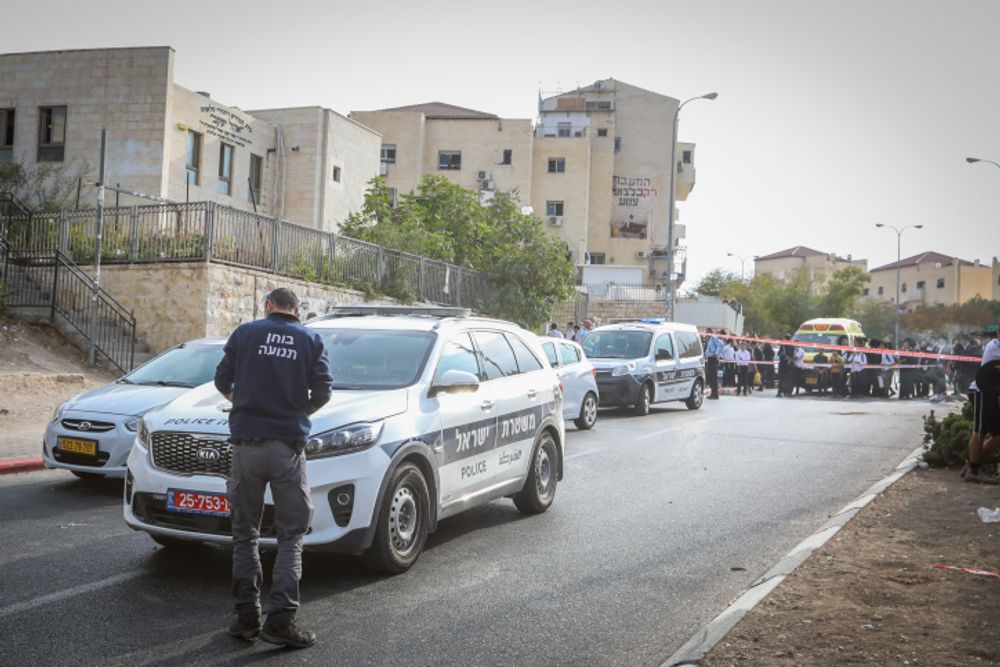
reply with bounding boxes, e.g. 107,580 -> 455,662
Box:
791,318 -> 866,391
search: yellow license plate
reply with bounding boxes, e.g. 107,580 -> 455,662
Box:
804,377 -> 817,385
59,437 -> 98,457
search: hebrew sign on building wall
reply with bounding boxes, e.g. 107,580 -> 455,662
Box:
611,175 -> 657,239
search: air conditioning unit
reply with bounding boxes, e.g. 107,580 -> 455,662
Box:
476,170 -> 492,181
635,250 -> 647,258
547,216 -> 563,227
480,179 -> 494,190
379,162 -> 389,176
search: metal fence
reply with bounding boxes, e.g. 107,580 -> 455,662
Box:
584,282 -> 664,301
0,201 -> 497,307
0,234 -> 136,372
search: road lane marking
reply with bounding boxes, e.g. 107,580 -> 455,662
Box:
0,570 -> 144,618
565,449 -> 604,462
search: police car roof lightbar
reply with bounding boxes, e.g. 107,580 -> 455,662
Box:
607,317 -> 667,324
310,306 -> 472,321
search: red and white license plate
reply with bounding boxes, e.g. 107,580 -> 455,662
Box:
166,489 -> 230,517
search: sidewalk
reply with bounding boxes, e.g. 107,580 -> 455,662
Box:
699,466 -> 1000,666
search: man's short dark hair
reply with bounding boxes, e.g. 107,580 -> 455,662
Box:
266,288 -> 299,311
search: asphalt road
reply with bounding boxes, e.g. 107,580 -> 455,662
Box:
0,391 -> 933,667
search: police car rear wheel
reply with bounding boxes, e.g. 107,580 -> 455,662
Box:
632,383 -> 652,416
574,392 -> 599,430
364,462 -> 430,574
513,431 -> 558,514
685,379 -> 704,410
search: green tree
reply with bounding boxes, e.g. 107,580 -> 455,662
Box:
692,268 -> 742,297
850,300 -> 895,341
342,176 -> 574,328
0,157 -> 91,212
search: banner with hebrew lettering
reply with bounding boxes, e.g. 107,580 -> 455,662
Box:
611,175 -> 656,240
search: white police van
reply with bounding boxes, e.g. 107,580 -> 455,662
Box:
581,318 -> 705,415
124,307 -> 564,573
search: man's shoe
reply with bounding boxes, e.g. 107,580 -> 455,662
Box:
960,462 -> 971,480
229,610 -> 263,641
260,612 -> 316,649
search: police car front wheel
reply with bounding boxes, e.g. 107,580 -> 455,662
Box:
513,431 -> 558,514
364,462 -> 430,575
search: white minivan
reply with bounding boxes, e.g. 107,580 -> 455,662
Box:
581,318 -> 706,415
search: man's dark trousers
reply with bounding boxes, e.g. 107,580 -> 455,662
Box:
706,355 -> 719,397
229,440 -> 314,615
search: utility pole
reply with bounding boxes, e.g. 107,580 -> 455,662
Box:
88,129 -> 107,365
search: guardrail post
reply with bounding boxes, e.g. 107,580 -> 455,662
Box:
377,247 -> 386,288
204,201 -> 215,263
328,232 -> 337,282
58,211 -> 69,254
455,268 -> 463,307
271,217 -> 280,274
418,257 -> 426,301
127,206 -> 139,262
50,254 -> 59,323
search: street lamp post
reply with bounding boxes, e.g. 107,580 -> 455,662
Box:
875,223 -> 923,349
726,251 -> 748,279
966,156 -> 1000,170
665,92 -> 717,320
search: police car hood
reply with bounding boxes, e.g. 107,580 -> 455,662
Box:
144,382 -> 409,435
62,382 -> 192,417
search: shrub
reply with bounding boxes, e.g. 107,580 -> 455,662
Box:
921,403 -> 974,468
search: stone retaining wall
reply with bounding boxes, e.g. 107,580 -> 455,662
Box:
549,298 -> 665,328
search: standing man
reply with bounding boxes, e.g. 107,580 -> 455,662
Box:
546,323 -> 564,338
962,326 -> 1000,484
215,288 -> 333,649
704,328 -> 724,400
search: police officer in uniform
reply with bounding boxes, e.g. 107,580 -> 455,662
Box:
215,288 -> 333,648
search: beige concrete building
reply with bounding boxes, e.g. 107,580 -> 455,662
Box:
866,251 -> 993,311
754,246 -> 868,288
0,46 -> 380,232
352,79 -> 705,287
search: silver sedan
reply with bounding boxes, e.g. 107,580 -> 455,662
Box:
540,337 -> 600,430
43,338 -> 226,478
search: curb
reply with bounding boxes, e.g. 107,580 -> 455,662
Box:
662,444 -> 926,667
0,457 -> 45,475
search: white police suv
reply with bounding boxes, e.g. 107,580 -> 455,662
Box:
124,307 -> 564,573
582,318 -> 706,415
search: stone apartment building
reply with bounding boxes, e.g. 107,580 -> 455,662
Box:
0,46 -> 380,232
352,79 -> 703,287
753,246 -> 868,288
865,251 -> 993,311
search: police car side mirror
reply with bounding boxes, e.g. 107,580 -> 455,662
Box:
429,370 -> 480,397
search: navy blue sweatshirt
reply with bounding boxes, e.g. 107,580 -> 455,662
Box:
214,313 -> 333,443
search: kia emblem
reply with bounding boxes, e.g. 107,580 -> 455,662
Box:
196,447 -> 221,463
78,421 -> 92,431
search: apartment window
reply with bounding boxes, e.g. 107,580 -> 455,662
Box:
545,200 -> 564,217
37,106 -> 66,162
557,122 -> 572,138
589,252 -> 606,265
185,131 -> 202,185
916,280 -> 925,289
877,286 -> 884,296
862,288 -> 870,296
548,157 -> 566,173
614,136 -> 622,152
438,151 -> 461,170
0,109 -> 13,161
380,144 -> 396,163
217,142 -> 233,195
248,154 -> 263,204
682,150 -> 692,164
499,149 -> 512,165
333,166 -> 342,183
901,282 -> 907,293
597,128 -> 608,137
936,278 -> 945,289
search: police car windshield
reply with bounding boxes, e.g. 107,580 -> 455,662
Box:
126,344 -> 225,387
320,329 -> 435,390
581,330 -> 653,359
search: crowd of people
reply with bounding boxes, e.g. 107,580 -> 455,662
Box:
547,319 -> 594,343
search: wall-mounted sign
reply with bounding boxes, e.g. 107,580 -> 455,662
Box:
611,175 -> 657,240
198,105 -> 253,147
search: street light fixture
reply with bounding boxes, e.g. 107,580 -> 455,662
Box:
966,156 -> 1000,169
665,92 -> 718,320
875,223 -> 923,349
726,251 -> 748,279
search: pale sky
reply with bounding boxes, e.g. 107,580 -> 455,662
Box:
6,0 -> 999,285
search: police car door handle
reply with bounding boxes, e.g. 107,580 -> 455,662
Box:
527,389 -> 538,399
480,400 -> 495,411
